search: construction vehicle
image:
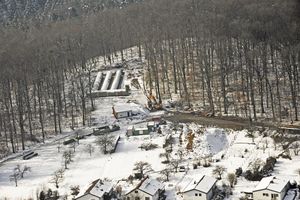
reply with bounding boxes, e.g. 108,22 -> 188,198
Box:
92,124 -> 120,136
131,78 -> 141,89
186,131 -> 195,151
146,91 -> 162,111
112,106 -> 117,118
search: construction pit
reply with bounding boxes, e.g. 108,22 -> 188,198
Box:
91,69 -> 129,97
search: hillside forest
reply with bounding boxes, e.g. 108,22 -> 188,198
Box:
0,0 -> 299,154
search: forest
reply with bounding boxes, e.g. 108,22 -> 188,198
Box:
0,0 -> 299,154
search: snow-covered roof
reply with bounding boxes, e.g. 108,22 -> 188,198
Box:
253,177 -> 289,193
76,179 -> 114,198
93,72 -> 103,91
114,106 -> 132,113
139,178 -> 165,195
182,175 -> 217,194
101,71 -> 112,90
147,121 -> 155,126
127,125 -> 134,130
135,127 -> 149,131
111,70 -> 122,90
126,177 -> 165,196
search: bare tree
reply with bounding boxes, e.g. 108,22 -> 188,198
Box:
160,167 -> 172,181
133,161 -> 153,178
212,165 -> 226,180
261,143 -> 267,153
227,173 -> 237,188
70,185 -> 80,198
177,149 -> 184,161
85,144 -> 95,156
50,169 -> 65,188
9,164 -> 31,187
250,159 -> 264,174
62,150 -> 74,169
70,142 -> 77,152
95,134 -> 114,154
261,138 -> 269,153
15,164 -> 31,178
9,168 -> 21,187
290,142 -> 300,156
159,151 -> 171,163
169,159 -> 180,172
57,143 -> 62,153
128,175 -> 134,184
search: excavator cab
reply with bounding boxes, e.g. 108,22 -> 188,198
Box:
146,91 -> 162,111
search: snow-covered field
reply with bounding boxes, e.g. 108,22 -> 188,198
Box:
1,56 -> 300,200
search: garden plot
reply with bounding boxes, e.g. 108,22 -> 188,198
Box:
157,123 -> 300,199
1,120 -> 300,199
0,128 -> 166,199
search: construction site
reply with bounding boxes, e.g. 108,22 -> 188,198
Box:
91,69 -> 129,97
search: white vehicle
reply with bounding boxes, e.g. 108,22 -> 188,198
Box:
179,166 -> 186,172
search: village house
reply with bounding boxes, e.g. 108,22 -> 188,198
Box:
126,122 -> 159,136
125,177 -> 165,200
182,175 -> 217,200
146,121 -> 157,131
127,125 -> 149,136
252,176 -> 290,200
112,106 -> 133,119
75,179 -> 115,200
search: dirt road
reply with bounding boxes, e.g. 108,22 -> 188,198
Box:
164,112 -> 277,130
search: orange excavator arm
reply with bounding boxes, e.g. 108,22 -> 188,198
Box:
112,106 -> 117,118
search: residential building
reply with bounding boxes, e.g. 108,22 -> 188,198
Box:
125,177 -> 165,200
75,179 -> 114,200
113,106 -> 133,119
252,176 -> 290,200
182,175 -> 217,200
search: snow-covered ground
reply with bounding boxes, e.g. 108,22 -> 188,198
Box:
0,131 -> 166,199
0,57 -> 156,199
1,55 -> 300,200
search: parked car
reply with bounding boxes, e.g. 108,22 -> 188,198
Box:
92,125 -> 110,135
179,166 -> 186,172
92,125 -> 120,136
63,138 -> 77,145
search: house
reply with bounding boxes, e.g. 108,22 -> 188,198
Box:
147,121 -> 160,132
127,125 -> 134,136
252,176 -> 290,200
126,122 -> 159,136
182,175 -> 217,200
113,106 -> 133,119
126,125 -> 149,136
132,127 -> 150,136
75,179 -> 114,200
125,177 -> 165,200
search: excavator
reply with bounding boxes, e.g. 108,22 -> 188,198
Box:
112,106 -> 117,119
146,92 -> 162,111
186,131 -> 195,151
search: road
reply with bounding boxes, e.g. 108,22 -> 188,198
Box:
163,112 -> 278,130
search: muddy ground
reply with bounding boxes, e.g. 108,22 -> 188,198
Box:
164,112 -> 284,130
